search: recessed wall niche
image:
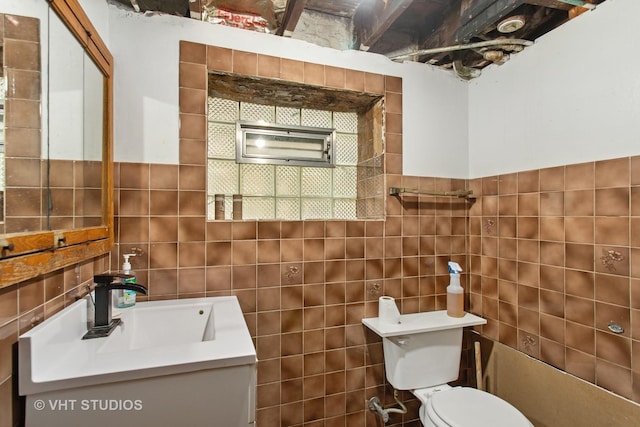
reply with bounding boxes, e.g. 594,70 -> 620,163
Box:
206,99 -> 360,220
179,41 -> 389,221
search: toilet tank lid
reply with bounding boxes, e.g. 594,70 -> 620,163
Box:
362,310 -> 486,338
429,387 -> 532,427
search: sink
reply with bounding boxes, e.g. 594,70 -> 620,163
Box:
20,296 -> 255,394
97,301 -> 216,353
19,296 -> 257,427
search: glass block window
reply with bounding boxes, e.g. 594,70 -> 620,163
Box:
207,97 -> 357,220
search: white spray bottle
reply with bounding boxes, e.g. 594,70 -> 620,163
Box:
446,261 -> 464,318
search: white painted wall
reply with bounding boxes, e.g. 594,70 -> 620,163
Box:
468,0 -> 640,178
402,61 -> 469,178
106,1 -> 468,177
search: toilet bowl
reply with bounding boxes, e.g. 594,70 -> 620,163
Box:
361,307 -> 533,427
414,385 -> 532,427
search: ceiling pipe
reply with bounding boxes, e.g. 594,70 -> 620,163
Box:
387,38 -> 534,62
453,60 -> 481,81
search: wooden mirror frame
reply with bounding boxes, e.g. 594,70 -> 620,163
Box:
0,0 -> 113,288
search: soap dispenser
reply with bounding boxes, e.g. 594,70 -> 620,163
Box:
116,254 -> 138,308
446,261 -> 464,318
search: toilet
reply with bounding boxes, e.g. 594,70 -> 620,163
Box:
362,309 -> 532,427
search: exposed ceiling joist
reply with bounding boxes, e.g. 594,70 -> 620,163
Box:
276,0 -> 306,36
524,0 -> 573,10
114,0 -> 605,78
416,0 -> 465,53
457,0 -> 527,42
354,0 -> 415,50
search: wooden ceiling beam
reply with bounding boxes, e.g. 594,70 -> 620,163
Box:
412,0 -> 527,65
456,0 -> 526,42
414,0 -> 464,56
524,0 -> 573,10
354,0 -> 416,50
276,0 -> 307,36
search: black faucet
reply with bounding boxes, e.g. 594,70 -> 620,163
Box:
82,273 -> 148,340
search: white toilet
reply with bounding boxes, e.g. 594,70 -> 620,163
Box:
362,309 -> 533,427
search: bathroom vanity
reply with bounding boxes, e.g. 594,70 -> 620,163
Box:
19,296 -> 257,427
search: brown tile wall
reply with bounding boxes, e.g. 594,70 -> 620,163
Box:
112,161 -> 468,426
0,254 -> 109,427
106,41 -> 468,426
467,157 -> 640,403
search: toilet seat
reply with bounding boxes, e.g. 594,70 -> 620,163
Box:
418,387 -> 532,427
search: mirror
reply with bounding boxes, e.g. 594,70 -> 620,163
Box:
0,9 -> 43,233
0,0 -> 113,288
48,5 -> 104,230
0,25 -> 6,224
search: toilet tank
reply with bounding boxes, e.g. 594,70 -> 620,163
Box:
362,310 -> 486,391
383,328 -> 463,390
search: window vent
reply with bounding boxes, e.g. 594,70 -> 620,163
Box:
236,120 -> 335,168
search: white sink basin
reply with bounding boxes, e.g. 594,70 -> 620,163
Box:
19,296 -> 256,396
97,301 -> 215,353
